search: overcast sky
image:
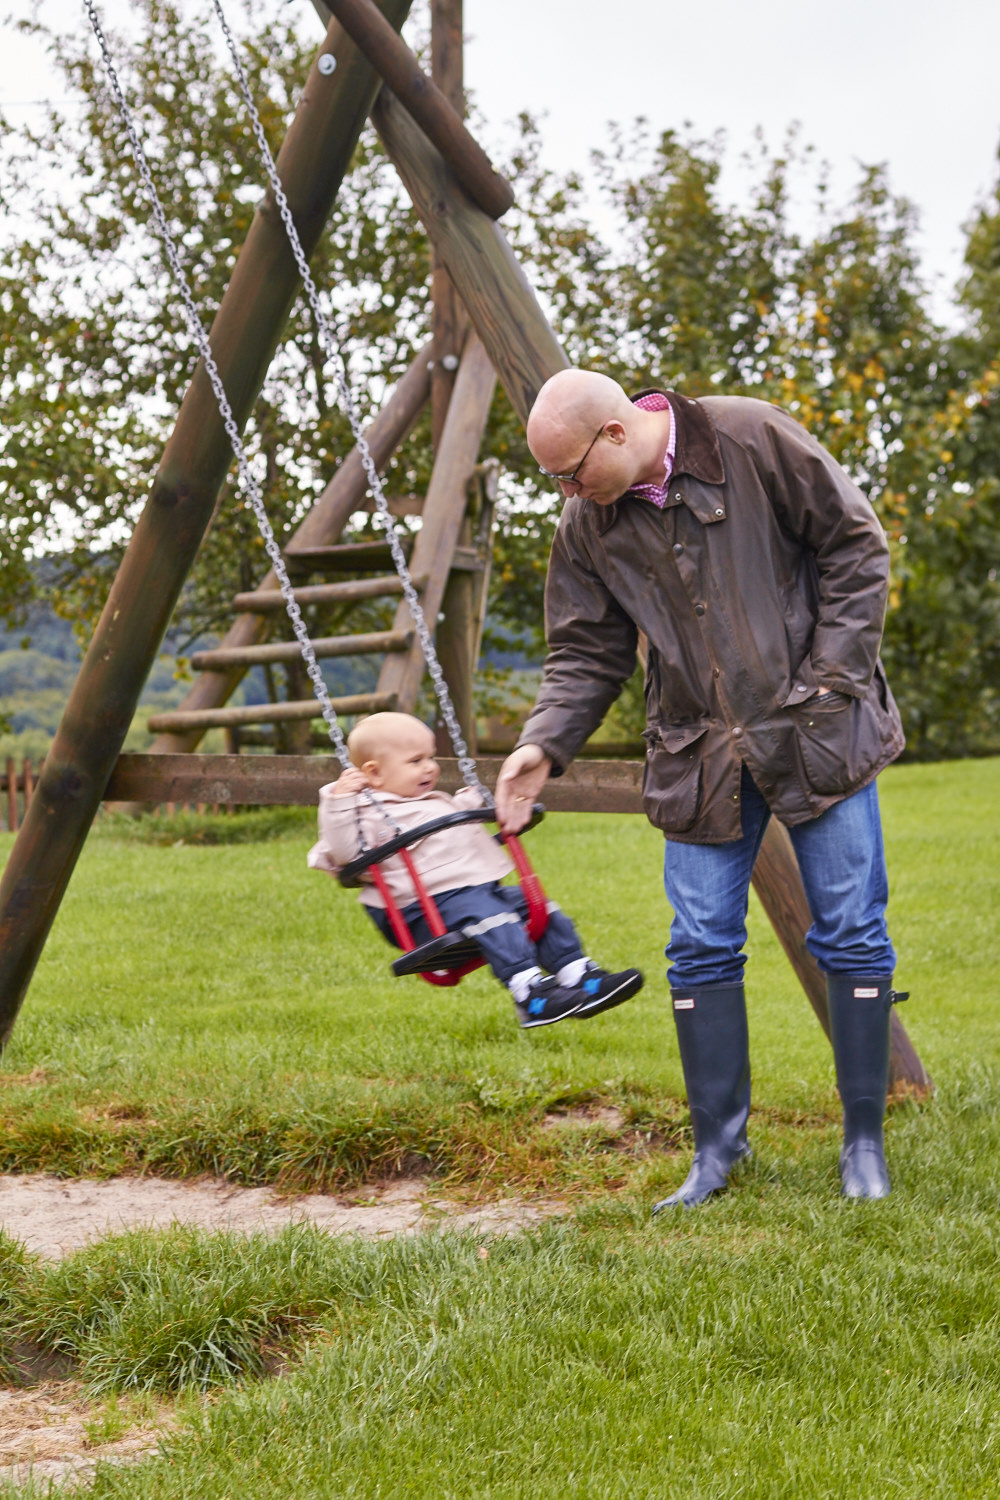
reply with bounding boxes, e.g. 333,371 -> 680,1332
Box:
3,0 -> 998,319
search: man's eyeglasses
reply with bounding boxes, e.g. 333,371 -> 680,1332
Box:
537,424 -> 606,485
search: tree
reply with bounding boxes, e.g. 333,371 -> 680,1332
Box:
1,5 -> 997,759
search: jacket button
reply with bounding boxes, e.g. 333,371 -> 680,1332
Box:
694,604 -> 705,616
713,668 -> 721,678
732,727 -> 743,737
714,507 -> 724,518
673,543 -> 684,555
674,493 -> 683,503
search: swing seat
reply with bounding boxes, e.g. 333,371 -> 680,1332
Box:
338,804 -> 547,987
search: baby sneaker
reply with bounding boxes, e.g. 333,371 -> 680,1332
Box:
571,963 -> 644,1019
515,976 -> 584,1029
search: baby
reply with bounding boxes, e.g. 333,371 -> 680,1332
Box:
308,711 -> 642,1028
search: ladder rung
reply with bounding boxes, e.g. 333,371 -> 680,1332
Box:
148,692 -> 397,734
232,575 -> 422,612
191,630 -> 413,672
283,540 -> 413,575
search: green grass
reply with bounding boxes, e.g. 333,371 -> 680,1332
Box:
3,1111 -> 1000,1498
2,759 -> 999,1196
1,759 -> 999,1496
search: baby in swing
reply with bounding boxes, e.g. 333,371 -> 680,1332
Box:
308,711 -> 643,1028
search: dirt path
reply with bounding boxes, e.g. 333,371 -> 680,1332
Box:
0,1173 -> 566,1489
0,1171 -> 564,1260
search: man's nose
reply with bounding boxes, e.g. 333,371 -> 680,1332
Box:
559,479 -> 579,498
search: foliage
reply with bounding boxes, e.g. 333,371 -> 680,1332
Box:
0,7 -> 998,757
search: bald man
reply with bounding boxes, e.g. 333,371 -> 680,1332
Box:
495,369 -> 907,1208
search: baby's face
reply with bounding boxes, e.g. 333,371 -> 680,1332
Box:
369,723 -> 440,798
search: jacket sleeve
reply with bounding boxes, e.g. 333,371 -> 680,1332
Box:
744,404 -> 890,696
516,504 -> 638,772
306,789 -> 365,876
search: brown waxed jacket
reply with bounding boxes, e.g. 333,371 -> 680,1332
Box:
517,392 -> 905,843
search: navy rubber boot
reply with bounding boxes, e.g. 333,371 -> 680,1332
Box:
826,975 -> 906,1200
652,984 -> 751,1212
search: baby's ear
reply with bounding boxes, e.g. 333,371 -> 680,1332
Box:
361,758 -> 382,786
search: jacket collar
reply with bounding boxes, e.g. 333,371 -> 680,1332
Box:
593,390 -> 725,533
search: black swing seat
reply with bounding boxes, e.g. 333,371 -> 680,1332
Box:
391,930 -> 484,976
338,803 -> 546,981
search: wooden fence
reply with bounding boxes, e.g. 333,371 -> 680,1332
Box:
1,755 -> 224,831
1,757 -> 38,833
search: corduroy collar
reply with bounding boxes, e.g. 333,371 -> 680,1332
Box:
593,389 -> 725,532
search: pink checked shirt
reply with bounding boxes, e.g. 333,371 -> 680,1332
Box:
627,391 -> 675,508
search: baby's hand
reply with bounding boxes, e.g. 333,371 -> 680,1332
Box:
331,766 -> 370,797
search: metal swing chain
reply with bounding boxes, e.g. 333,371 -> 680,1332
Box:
83,0 -> 358,783
210,0 -> 489,803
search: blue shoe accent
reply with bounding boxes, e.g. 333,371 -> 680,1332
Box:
583,977 -> 601,995
528,995 -> 546,1015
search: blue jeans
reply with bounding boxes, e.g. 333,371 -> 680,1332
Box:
368,881 -> 584,986
664,765 -> 896,988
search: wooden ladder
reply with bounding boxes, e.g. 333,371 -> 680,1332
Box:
146,335 -> 497,751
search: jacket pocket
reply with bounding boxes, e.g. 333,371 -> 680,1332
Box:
790,690 -> 881,796
641,721 -> 708,833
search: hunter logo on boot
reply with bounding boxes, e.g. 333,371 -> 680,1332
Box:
674,996 -> 695,1010
853,987 -> 880,998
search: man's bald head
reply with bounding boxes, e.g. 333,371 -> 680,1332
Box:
527,369 -> 635,456
526,368 -> 669,506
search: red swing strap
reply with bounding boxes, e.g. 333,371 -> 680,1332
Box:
357,815 -> 550,988
501,833 -> 549,941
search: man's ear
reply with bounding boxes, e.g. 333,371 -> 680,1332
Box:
604,420 -> 627,446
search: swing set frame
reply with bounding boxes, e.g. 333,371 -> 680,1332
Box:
0,0 -> 931,1097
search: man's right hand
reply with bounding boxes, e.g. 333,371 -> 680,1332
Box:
494,744 -> 553,834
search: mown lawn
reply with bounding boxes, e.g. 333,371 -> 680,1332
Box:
1,757 -> 999,1497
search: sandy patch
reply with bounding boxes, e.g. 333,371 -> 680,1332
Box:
0,1384 -> 170,1491
0,1172 -> 563,1261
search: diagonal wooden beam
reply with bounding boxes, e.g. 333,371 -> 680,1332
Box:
0,0 -> 414,1040
322,0 -> 513,218
144,342 -> 430,756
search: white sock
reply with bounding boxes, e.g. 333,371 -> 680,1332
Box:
508,967 -> 544,1005
556,957 -> 589,987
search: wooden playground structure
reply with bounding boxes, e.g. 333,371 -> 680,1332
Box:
0,0 -> 930,1093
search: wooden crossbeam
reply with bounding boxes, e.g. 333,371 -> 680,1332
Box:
146,693 -> 394,735
232,574 -> 418,612
321,0 -> 514,219
190,629 -> 411,671
282,540 -> 412,574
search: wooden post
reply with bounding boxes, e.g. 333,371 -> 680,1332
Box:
429,0 -> 477,749
0,0 -> 414,1042
376,333 -> 496,710
321,0 -> 513,219
4,759 -> 16,834
372,86 -> 569,425
753,819 -> 931,1097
